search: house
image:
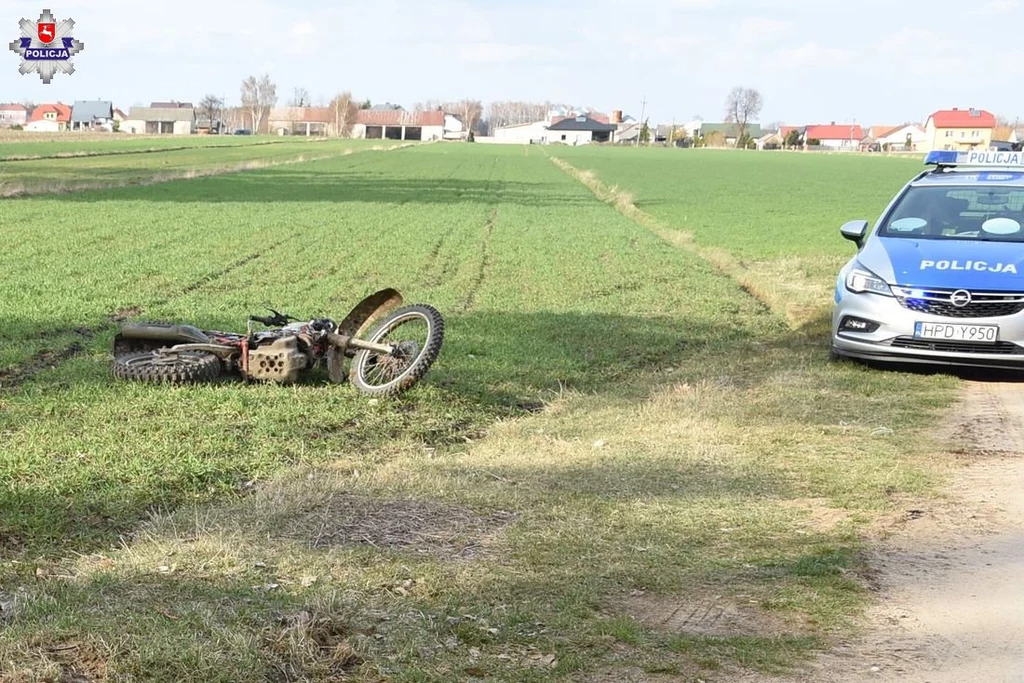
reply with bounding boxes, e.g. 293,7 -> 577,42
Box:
121,104 -> 195,134
923,107 -> 995,151
0,103 -> 28,128
492,119 -> 550,144
70,100 -> 114,131
776,126 -> 802,147
352,109 -> 445,141
756,129 -> 783,150
544,115 -> 617,145
442,113 -> 467,140
615,122 -> 641,144
24,103 -> 72,132
113,108 -> 127,122
803,123 -> 864,150
873,123 -> 927,151
268,107 -> 332,136
694,122 -> 763,147
991,122 -> 1024,149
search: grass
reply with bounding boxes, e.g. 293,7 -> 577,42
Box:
0,143 -> 962,681
547,146 -> 927,331
0,137 -> 387,197
0,132 -> 299,160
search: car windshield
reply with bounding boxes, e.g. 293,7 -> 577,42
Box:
877,185 -> 1024,242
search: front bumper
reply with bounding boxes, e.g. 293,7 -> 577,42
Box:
831,289 -> 1024,370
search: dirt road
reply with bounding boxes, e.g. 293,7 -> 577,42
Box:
749,378 -> 1024,682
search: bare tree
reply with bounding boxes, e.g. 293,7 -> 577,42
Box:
413,99 -> 443,112
291,87 -> 310,107
484,100 -> 570,130
724,86 -> 763,148
444,99 -> 482,134
240,74 -> 278,134
198,93 -> 223,133
328,91 -> 358,137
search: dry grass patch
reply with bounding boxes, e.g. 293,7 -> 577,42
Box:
618,591 -> 813,639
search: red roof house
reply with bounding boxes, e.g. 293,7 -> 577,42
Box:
26,102 -> 71,131
924,108 -> 997,151
926,108 -> 996,129
804,123 -> 864,149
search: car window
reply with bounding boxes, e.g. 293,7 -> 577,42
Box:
878,186 -> 1024,241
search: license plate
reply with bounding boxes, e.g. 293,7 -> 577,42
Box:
914,322 -> 999,342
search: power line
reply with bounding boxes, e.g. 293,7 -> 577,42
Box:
636,95 -> 647,147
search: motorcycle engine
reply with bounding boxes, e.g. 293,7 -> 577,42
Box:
247,335 -> 308,383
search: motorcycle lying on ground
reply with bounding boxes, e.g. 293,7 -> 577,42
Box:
110,288 -> 444,397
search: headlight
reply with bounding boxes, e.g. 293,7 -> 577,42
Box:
845,268 -> 893,296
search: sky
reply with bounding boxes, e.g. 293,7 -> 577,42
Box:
1,0 -> 1022,126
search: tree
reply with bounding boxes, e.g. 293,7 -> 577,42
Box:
639,120 -> 650,144
784,128 -> 801,148
240,74 -> 277,134
328,91 -> 358,137
451,99 -> 483,135
724,86 -> 763,148
198,93 -> 223,133
291,87 -> 310,107
359,99 -> 372,110
484,101 -> 567,130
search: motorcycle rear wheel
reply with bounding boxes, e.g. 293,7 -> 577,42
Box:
350,304 -> 444,397
113,351 -> 221,384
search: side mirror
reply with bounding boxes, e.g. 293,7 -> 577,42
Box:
840,219 -> 869,247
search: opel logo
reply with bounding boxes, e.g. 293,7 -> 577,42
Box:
950,289 -> 972,307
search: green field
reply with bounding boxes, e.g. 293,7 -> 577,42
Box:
0,132 -> 304,160
0,142 -> 959,682
0,137 -> 383,196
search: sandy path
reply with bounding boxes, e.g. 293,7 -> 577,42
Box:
745,378 -> 1024,682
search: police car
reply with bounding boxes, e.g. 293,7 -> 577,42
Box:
831,148 -> 1024,370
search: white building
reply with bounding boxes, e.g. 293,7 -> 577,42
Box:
874,124 -> 928,151
122,105 -> 195,134
543,115 -> 617,145
492,120 -> 549,144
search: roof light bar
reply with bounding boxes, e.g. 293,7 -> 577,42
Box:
925,150 -> 1024,167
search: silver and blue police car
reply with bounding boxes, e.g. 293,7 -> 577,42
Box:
832,149 -> 1024,370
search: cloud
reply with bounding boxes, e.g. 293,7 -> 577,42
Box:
735,17 -> 793,44
772,41 -> 853,68
457,42 -> 562,64
289,22 -> 315,38
975,0 -> 1019,13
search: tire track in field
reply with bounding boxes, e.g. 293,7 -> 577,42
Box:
548,155 -> 783,325
418,158 -> 471,288
456,156 -> 501,312
458,206 -> 497,312
0,307 -> 144,392
152,234 -> 298,305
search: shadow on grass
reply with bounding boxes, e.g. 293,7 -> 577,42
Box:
42,166 -> 594,207
0,308 -> 772,557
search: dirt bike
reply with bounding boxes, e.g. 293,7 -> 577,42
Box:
110,288 -> 444,397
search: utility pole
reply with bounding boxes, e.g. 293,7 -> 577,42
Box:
636,95 -> 647,147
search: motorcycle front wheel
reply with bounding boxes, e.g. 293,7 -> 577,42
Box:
349,304 -> 444,397
112,350 -> 222,384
